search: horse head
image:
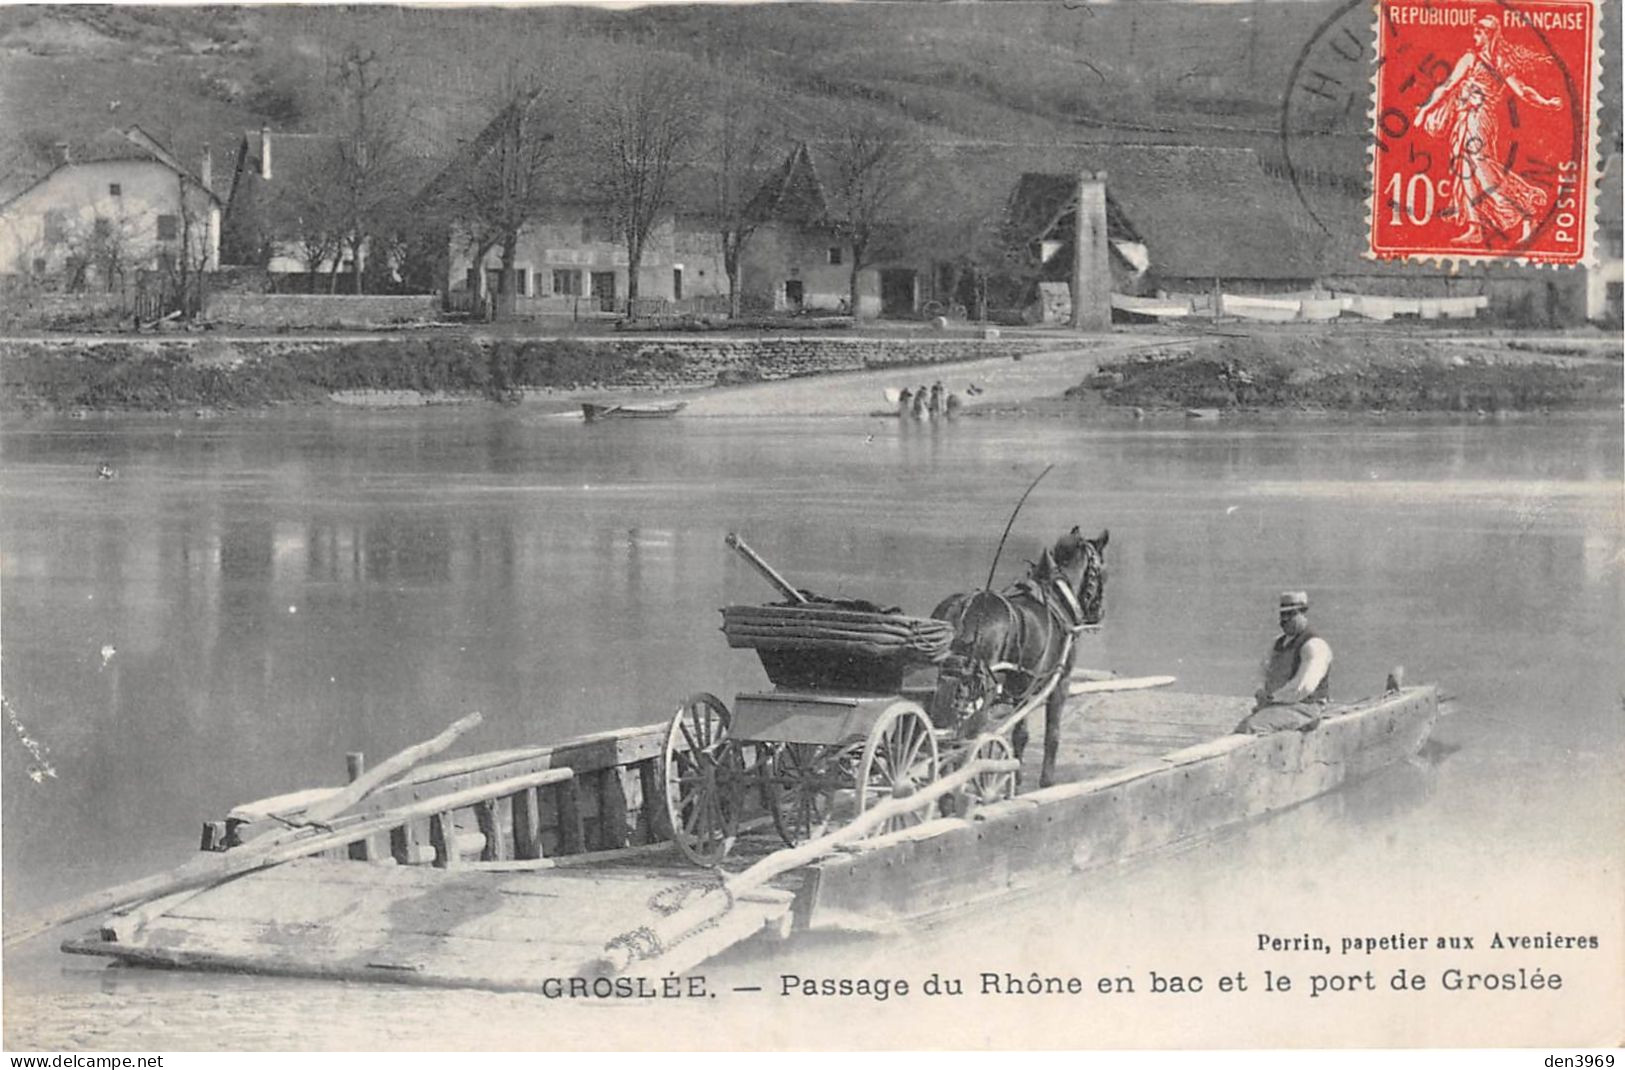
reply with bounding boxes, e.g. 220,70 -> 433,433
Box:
1045,526 -> 1109,626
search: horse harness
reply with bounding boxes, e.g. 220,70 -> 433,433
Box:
955,570 -> 1089,709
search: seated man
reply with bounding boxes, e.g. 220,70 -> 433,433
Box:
1236,590 -> 1332,734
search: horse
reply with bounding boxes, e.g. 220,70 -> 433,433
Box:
930,527 -> 1108,789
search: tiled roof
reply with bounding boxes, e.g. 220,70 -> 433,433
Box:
227,131 -> 347,205
744,142 -> 828,225
896,143 -> 1328,280
0,126 -> 220,209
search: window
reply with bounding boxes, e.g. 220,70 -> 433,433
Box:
515,267 -> 529,298
32,258 -> 46,275
827,247 -> 843,266
108,183 -> 122,196
157,215 -> 178,241
553,269 -> 582,296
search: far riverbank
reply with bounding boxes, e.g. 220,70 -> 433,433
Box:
0,326 -> 1617,417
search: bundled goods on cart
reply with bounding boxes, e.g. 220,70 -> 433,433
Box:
719,533 -> 951,691
720,599 -> 953,691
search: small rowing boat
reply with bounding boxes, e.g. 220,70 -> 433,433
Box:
581,401 -> 686,421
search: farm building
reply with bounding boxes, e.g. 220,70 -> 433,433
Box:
220,127 -> 366,289
421,92 -> 733,318
0,125 -> 220,288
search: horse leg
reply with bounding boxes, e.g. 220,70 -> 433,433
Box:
1040,683 -> 1065,788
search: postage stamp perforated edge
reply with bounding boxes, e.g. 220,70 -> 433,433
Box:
1362,0 -> 1604,269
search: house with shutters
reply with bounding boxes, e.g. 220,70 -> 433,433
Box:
420,94 -> 732,317
0,126 -> 220,289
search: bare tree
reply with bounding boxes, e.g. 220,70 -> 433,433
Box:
166,172 -> 219,317
259,155 -> 345,293
708,80 -> 779,319
328,45 -> 414,295
442,74 -> 556,318
591,60 -> 703,310
64,208 -> 146,294
821,111 -> 913,318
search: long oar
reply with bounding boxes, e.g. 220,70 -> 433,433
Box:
725,532 -> 808,604
256,711 -> 484,834
108,711 -> 490,939
57,764 -> 578,950
585,754 -> 1021,977
6,712 -> 484,948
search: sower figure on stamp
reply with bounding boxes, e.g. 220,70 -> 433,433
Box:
1413,15 -> 1561,246
1236,590 -> 1332,735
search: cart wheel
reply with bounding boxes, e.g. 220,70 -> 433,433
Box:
762,741 -> 859,847
854,702 -> 940,836
664,692 -> 744,865
962,734 -> 1017,810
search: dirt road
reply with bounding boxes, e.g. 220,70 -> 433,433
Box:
676,336 -> 1186,417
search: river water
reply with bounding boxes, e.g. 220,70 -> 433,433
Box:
1,408 -> 1620,1049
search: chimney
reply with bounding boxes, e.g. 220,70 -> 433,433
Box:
259,125 -> 271,180
52,141 -> 71,167
1070,170 -> 1112,332
199,144 -> 212,192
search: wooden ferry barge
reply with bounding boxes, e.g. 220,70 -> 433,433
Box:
57,682 -> 1440,989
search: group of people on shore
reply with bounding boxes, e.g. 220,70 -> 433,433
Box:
897,381 -> 963,420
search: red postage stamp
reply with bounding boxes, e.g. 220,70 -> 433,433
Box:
1369,0 -> 1599,265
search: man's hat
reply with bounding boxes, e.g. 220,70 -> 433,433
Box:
1279,590 -> 1310,613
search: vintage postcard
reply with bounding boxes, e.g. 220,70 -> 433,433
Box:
0,0 -> 1620,1058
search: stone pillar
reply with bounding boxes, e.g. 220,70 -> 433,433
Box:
1070,171 -> 1111,332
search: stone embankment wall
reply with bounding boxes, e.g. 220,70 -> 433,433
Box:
0,334 -> 1041,411
581,337 -> 1036,388
202,294 -> 442,329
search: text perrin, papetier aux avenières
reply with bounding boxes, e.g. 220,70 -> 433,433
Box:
1255,931 -> 1602,955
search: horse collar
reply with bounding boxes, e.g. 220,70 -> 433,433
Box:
1051,575 -> 1086,632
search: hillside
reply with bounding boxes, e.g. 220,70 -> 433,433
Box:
2,3 -> 1618,217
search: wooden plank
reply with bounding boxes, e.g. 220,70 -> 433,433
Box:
800,688 -> 1437,929
511,787 -> 542,861
345,753 -> 373,862
637,760 -> 666,845
475,799 -> 508,862
391,821 -> 427,866
155,874 -> 697,942
596,770 -> 630,851
554,780 -> 586,856
430,813 -> 457,869
228,723 -> 666,829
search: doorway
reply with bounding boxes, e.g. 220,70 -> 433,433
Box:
880,269 -> 917,317
784,279 -> 804,312
591,272 -> 617,313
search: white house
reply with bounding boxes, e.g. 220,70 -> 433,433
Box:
0,126 -> 221,288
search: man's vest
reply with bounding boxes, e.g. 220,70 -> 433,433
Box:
1264,627 -> 1330,703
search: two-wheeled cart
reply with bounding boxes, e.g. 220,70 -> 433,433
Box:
662,535 -> 1058,866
